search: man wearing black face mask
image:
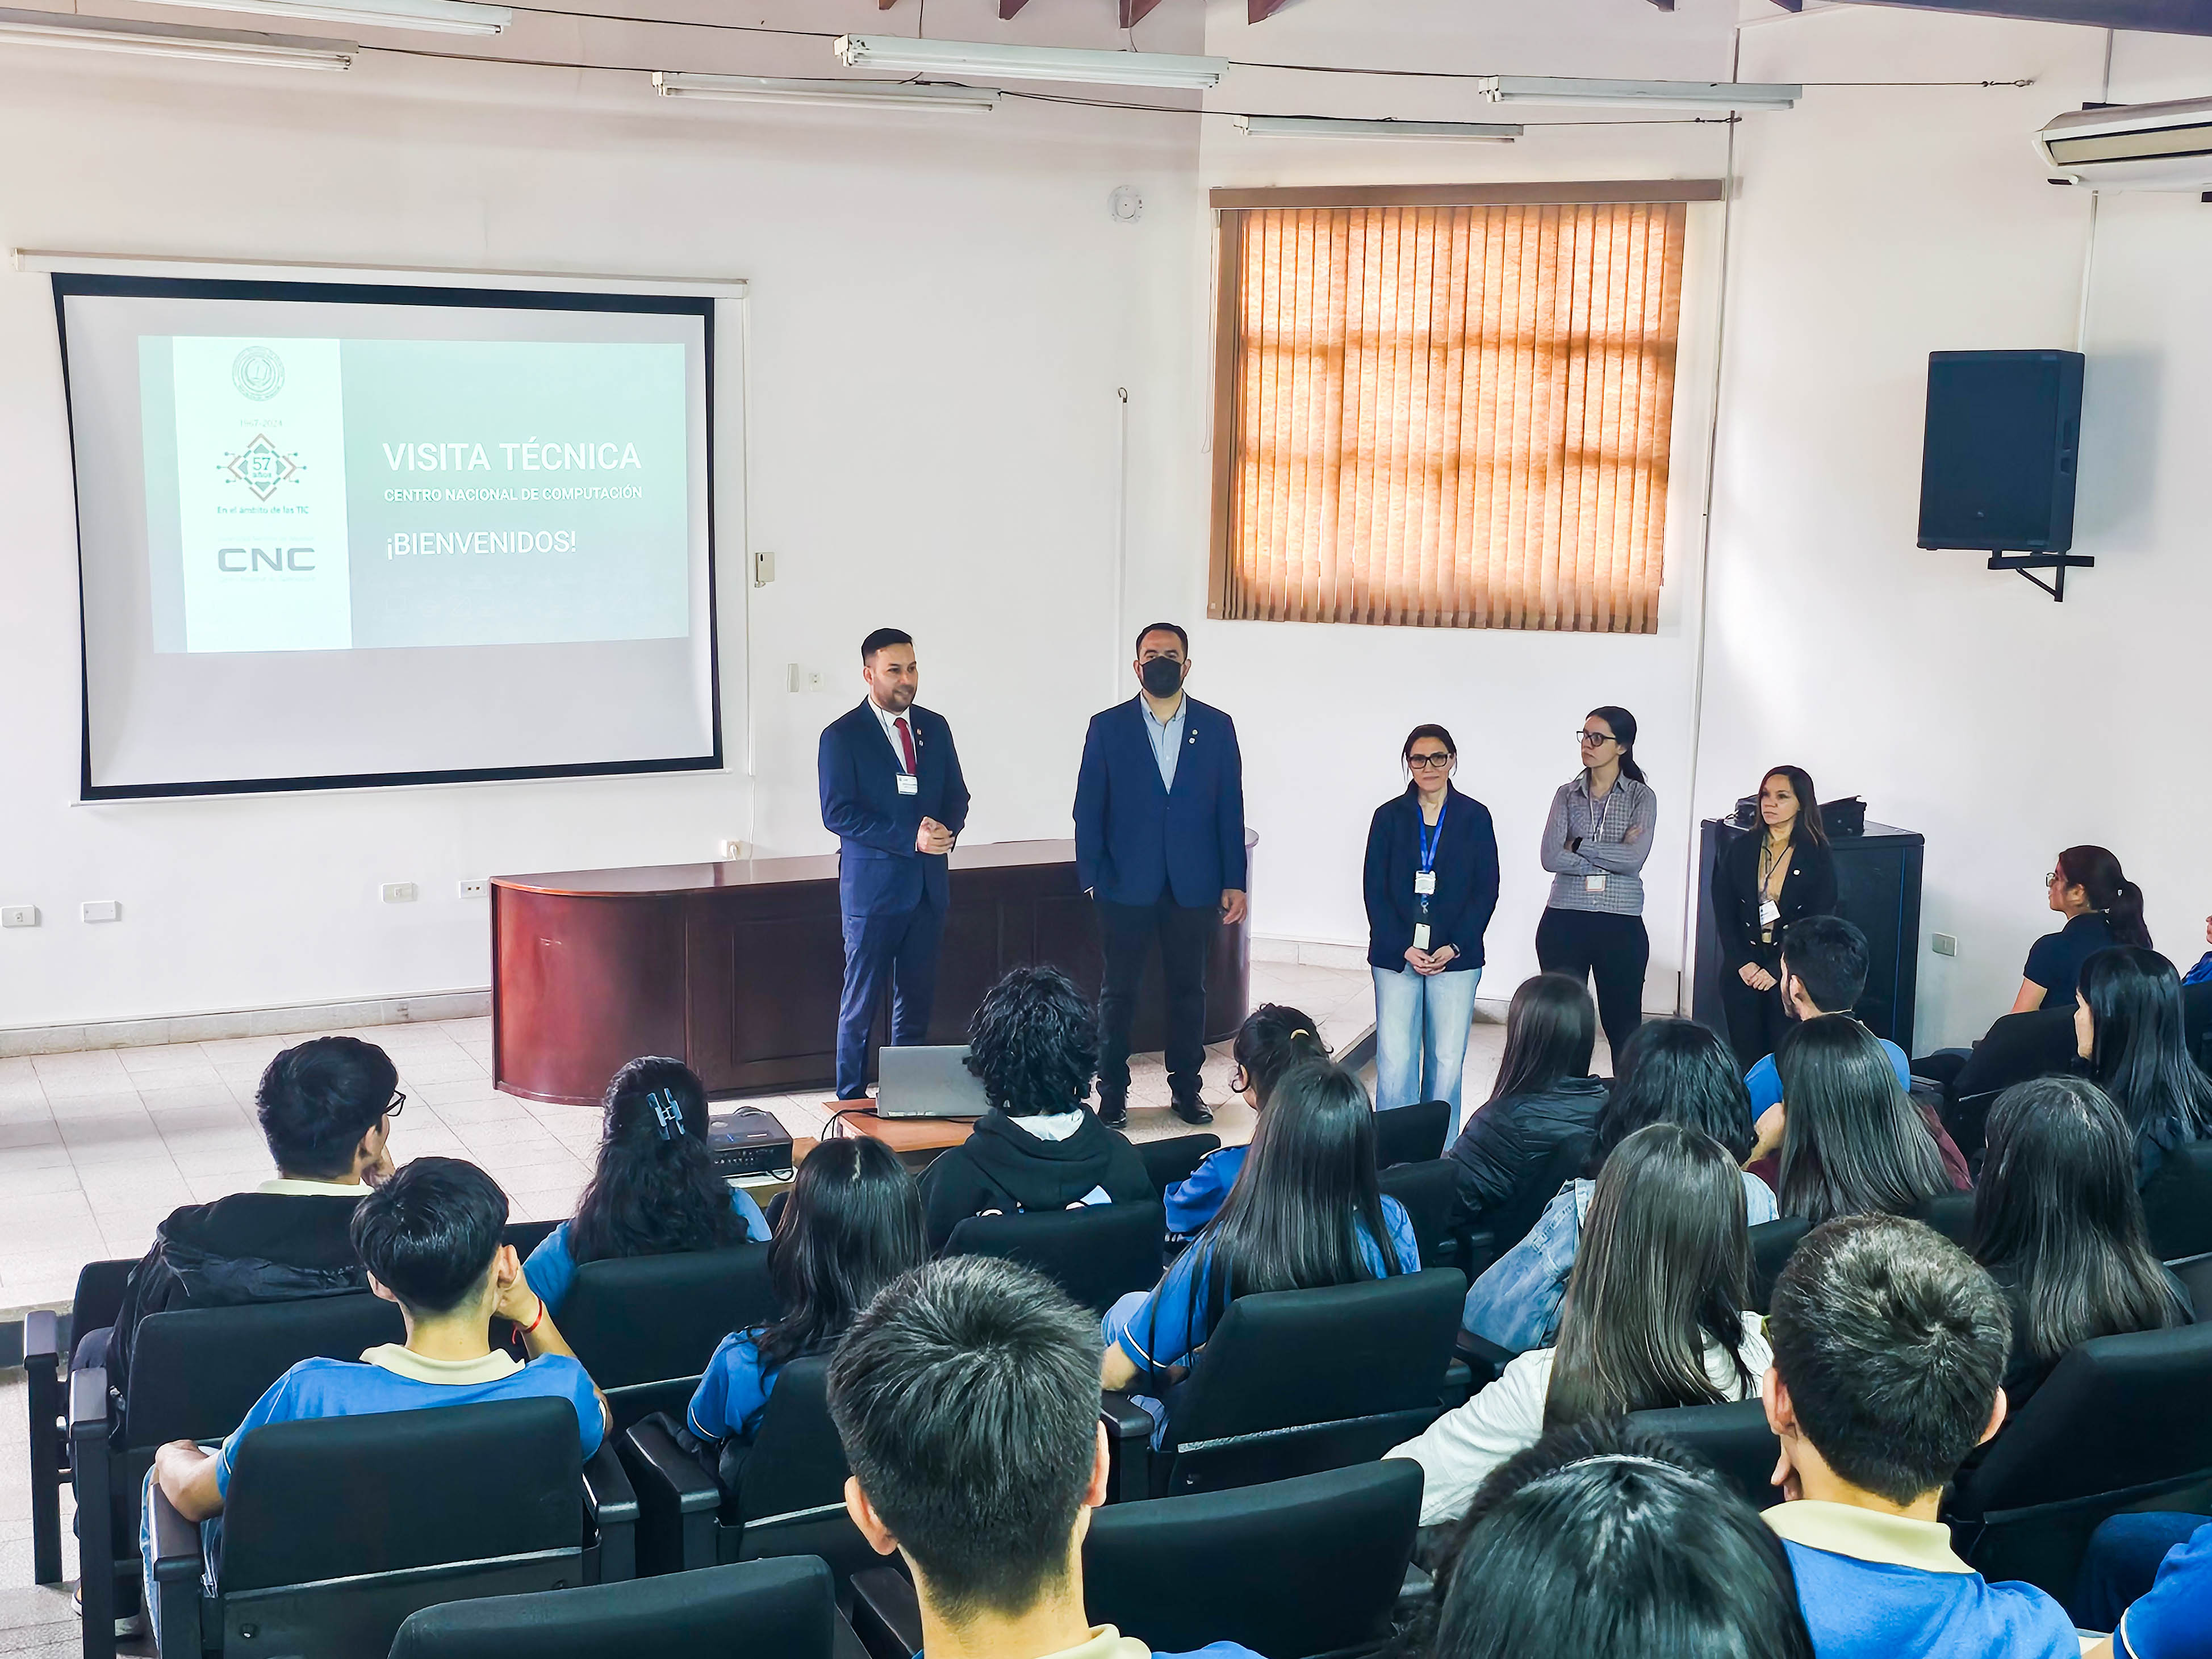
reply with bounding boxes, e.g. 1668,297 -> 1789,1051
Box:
1072,623 -> 1249,1126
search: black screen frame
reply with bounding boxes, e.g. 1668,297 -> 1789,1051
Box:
53,270 -> 724,801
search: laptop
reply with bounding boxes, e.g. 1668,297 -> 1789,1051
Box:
875,1044 -> 993,1119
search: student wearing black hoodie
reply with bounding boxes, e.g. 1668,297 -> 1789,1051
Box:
919,967 -> 1154,1250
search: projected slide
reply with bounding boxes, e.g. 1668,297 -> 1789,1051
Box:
144,336 -> 691,655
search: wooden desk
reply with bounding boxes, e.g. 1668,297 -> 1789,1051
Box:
492,836 -> 1256,1105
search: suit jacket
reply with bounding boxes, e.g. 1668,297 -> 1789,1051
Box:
1073,694 -> 1247,908
818,700 -> 971,918
1363,784 -> 1500,972
1717,831 -> 1838,972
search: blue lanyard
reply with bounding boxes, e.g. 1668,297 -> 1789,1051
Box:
1418,798 -> 1448,875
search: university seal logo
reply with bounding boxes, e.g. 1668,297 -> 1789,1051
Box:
232,346 -> 285,402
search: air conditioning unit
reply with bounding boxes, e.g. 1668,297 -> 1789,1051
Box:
2039,95 -> 2212,190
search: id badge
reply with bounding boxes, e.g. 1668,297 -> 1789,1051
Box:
896,774 -> 919,796
1585,874 -> 1607,894
1412,923 -> 1432,951
1759,899 -> 1782,927
1414,871 -> 1436,896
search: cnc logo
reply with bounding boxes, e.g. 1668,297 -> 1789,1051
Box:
223,432 -> 303,501
216,547 -> 316,572
232,346 -> 285,401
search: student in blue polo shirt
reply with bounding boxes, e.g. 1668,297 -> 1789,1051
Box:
2080,1513 -> 2212,1658
1742,916 -> 1912,1122
1161,1004 -> 1323,1237
524,1056 -> 770,1314
145,1156 -> 610,1593
1760,1213 -> 2076,1659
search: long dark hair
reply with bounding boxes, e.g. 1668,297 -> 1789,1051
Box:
1192,1058 -> 1402,1327
1485,973 -> 1596,1109
568,1057 -> 751,1267
964,965 -> 1098,1118
1774,1017 -> 1948,1225
2056,845 -> 2151,950
1545,1124 -> 1754,1427
2079,947 -> 2212,1169
1760,766 -> 1828,849
1970,1076 -> 2186,1370
756,1138 -> 927,1373
1232,1003 -> 1327,1110
1587,705 -> 1646,785
1588,1018 -> 1757,1170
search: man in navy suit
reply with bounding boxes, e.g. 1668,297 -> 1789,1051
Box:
819,628 -> 971,1102
1073,622 -> 1247,1127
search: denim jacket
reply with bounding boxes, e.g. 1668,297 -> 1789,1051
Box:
1461,1171 -> 1779,1354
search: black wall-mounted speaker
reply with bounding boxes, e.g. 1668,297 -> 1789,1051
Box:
1917,349 -> 2085,554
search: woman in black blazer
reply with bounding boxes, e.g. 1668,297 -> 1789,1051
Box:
1717,765 -> 1837,1069
1364,725 -> 1501,1121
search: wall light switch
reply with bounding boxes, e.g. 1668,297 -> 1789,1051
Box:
381,883 -> 419,904
458,879 -> 487,899
2,905 -> 38,928
81,900 -> 121,923
754,549 -> 775,587
1931,933 -> 1958,958
787,663 -> 824,693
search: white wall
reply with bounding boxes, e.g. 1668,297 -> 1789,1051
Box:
0,0 -> 1200,1027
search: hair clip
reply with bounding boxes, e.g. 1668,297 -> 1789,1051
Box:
650,1089 -> 686,1141
1290,1029 -> 1314,1040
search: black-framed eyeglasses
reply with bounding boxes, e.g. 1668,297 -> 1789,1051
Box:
1407,753 -> 1454,770
386,1092 -> 407,1119
1578,730 -> 1617,747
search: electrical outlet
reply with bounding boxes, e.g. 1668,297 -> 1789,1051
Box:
381,882 -> 419,904
718,839 -> 749,861
2,905 -> 38,928
787,663 -> 824,693
81,900 -> 120,923
754,549 -> 775,587
458,879 -> 487,899
1931,933 -> 1959,958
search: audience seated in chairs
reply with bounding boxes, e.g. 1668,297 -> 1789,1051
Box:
2076,1511 -> 2212,1655
1099,1059 -> 1417,1441
1744,916 -> 1914,1119
2075,947 -> 2212,1189
1420,1417 -> 1814,1659
676,1137 -> 925,1481
1759,1213 -> 2077,1659
94,1035 -> 396,1397
523,1058 -> 770,1314
1970,1077 -> 2193,1417
143,1157 -> 611,1599
1162,1003 -> 1323,1238
1747,1016 -> 1964,1222
829,1256 -> 1259,1659
919,966 -> 1155,1251
1442,972 -> 1607,1250
1390,1122 -> 1770,1526
1461,1018 -> 1775,1356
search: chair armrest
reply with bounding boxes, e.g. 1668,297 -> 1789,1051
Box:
24,1311 -> 63,1584
1438,1358 -> 1473,1410
1099,1391 -> 1153,1505
833,1608 -> 873,1659
26,1307 -> 58,1367
1453,1331 -> 1515,1389
620,1417 -> 721,1576
69,1363 -> 111,1438
582,1439 -> 639,1583
850,1565 -> 925,1659
69,1366 -> 118,1654
147,1481 -> 206,1658
147,1482 -> 203,1584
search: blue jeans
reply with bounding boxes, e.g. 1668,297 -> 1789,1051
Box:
1372,964 -> 1481,1117
2071,1511 -> 2206,1630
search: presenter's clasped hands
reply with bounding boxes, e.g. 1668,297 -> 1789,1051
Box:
917,816 -> 955,855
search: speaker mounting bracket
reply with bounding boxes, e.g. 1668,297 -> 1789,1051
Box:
1987,551 -> 2093,603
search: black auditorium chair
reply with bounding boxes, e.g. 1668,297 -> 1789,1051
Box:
622,1355 -> 872,1581
388,1556 -> 844,1659
24,1257 -> 136,1590
1946,1320 -> 2212,1599
1137,1133 -> 1222,1196
943,1201 -> 1166,1316
67,1291 -> 405,1659
1913,1190 -> 1976,1250
557,1243 -> 775,1432
147,1396 -> 637,1659
1115,1267 -> 1465,1498
1377,1159 -> 1459,1275
850,1462 -> 1422,1659
1454,1135 -> 1588,1280
1630,1399 -> 1782,1511
2144,1139 -> 2212,1263
1373,1101 -> 1451,1171
1747,1216 -> 1810,1314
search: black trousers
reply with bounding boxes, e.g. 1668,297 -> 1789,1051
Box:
1097,894 -> 1217,1102
1534,906 -> 1649,1060
1717,952 -> 1791,1071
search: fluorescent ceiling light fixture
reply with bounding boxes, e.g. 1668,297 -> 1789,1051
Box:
835,33 -> 1227,90
1477,75 -> 1799,110
1234,114 -> 1520,142
653,71 -> 999,112
0,6 -> 354,66
136,0 -> 504,34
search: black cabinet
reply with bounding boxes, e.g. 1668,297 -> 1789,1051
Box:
1691,817 -> 1925,1055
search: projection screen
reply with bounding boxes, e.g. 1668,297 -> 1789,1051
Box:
55,271 -> 722,799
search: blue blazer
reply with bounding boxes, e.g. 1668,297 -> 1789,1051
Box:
1362,784 -> 1500,972
1073,695 -> 1247,908
818,700 -> 971,918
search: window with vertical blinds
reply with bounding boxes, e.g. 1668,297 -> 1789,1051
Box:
1210,199 -> 1691,634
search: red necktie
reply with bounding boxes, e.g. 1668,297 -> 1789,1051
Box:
896,716 -> 917,774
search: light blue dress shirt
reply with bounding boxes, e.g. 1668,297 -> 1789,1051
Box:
1143,696 -> 1188,792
